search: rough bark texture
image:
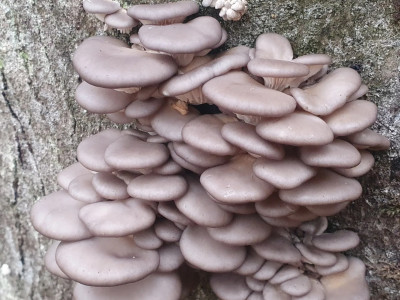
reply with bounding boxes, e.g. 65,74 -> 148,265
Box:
0,0 -> 399,299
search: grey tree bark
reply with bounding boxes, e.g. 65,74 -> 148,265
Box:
0,0 -> 399,299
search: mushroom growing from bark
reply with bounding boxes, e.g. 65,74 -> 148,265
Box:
30,1 -> 390,299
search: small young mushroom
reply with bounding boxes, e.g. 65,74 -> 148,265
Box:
210,273 -> 251,300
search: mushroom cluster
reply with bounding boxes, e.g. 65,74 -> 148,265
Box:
31,1 -> 390,299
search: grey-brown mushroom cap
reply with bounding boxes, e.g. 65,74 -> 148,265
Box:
157,243 -> 184,272
254,33 -> 293,61
201,155 -> 275,204
139,16 -> 222,54
295,243 -> 337,267
346,128 -> 390,150
256,111 -> 334,146
221,121 -> 284,160
133,228 -> 163,250
182,115 -> 237,156
247,58 -> 309,78
83,0 -> 120,14
321,257 -> 370,300
68,173 -> 104,203
269,265 -> 302,285
44,241 -> 69,279
30,190 -> 92,241
311,230 -> 360,252
127,1 -> 199,24
207,214 -> 272,246
78,198 -> 156,237
104,134 -> 169,170
333,149 -> 375,177
56,236 -> 159,286
92,172 -> 129,200
127,174 -> 188,201
279,169 -> 362,206
245,276 -> 265,292
104,9 -> 139,30
73,272 -> 182,300
299,139 -> 361,168
57,162 -> 91,190
262,283 -> 291,300
290,68 -> 362,116
252,234 -> 302,265
280,275 -> 312,297
180,225 -> 246,272
73,36 -> 178,89
77,129 -> 122,173
160,46 -> 251,97
234,249 -> 265,276
315,253 -> 350,276
154,219 -> 183,243
175,174 -> 233,227
255,193 -> 299,218
158,201 -> 192,226
124,97 -> 165,119
292,279 -> 325,300
253,155 -> 317,189
252,260 -> 283,281
323,99 -> 378,136
210,273 -> 251,300
75,81 -> 134,114
202,71 -> 296,117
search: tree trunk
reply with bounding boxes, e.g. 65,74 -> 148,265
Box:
0,0 -> 399,299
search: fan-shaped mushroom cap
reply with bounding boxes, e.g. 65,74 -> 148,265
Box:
210,273 -> 251,300
299,139 -> 361,168
73,36 -> 177,89
30,190 -> 92,241
217,202 -> 257,215
202,71 -> 296,118
105,135 -> 169,170
306,201 -> 350,217
154,219 -> 183,243
173,142 -> 229,168
207,214 -> 272,246
286,207 -> 318,223
263,283 -> 291,300
279,169 -> 362,206
157,243 -> 184,272
348,83 -> 368,101
133,228 -> 163,250
201,155 -> 274,204
56,236 -> 159,286
153,159 -> 183,175
92,172 -> 129,200
245,276 -> 265,292
180,226 -> 246,272
292,278 -> 325,300
252,234 -> 301,265
254,33 -> 293,60
315,253 -> 350,276
77,129 -> 122,172
256,111 -> 334,146
295,243 -> 337,267
291,68 -> 362,116
73,272 -> 181,300
248,58 -> 309,79
158,201 -> 192,226
125,97 -> 164,119
346,128 -> 390,150
269,265 -> 302,285
260,215 -> 302,228
139,16 -> 222,54
151,102 -> 199,142
182,115 -> 237,156
83,0 -> 120,15
255,193 -> 299,218
127,174 -> 188,202
106,110 -> 135,124
279,275 -> 312,297
247,292 -> 263,300
253,155 -> 317,189
104,9 -> 138,33
57,162 -> 91,190
333,149 -> 375,177
160,46 -> 251,97
221,122 -> 284,160
68,173 -> 104,203
168,143 -> 206,174
312,230 -> 360,252
127,1 -> 199,25
252,260 -> 283,281
175,174 -> 233,227
44,241 -> 68,279
78,198 -> 156,237
234,249 -> 265,276
323,100 -> 377,136
321,257 -> 370,300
